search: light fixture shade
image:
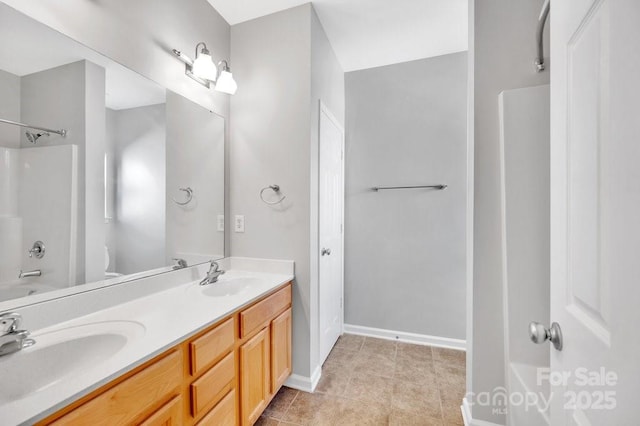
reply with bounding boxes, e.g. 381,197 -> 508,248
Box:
215,70 -> 237,95
192,52 -> 217,81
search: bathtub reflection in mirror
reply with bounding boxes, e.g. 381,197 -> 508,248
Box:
0,4 -> 225,303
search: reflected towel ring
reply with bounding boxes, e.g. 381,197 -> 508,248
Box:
172,187 -> 193,205
260,185 -> 286,205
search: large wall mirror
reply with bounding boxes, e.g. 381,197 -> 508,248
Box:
0,4 -> 225,306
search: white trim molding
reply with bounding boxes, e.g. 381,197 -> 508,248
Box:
343,324 -> 466,351
462,397 -> 504,426
284,365 -> 322,393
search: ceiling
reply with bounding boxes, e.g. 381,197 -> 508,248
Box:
207,0 -> 468,72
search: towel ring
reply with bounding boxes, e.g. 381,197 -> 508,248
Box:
260,185 -> 286,205
172,187 -> 193,205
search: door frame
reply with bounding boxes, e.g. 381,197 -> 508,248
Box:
316,99 -> 345,365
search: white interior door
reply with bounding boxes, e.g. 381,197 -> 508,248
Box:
318,102 -> 344,365
549,0 -> 640,424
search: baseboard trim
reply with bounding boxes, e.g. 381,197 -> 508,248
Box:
284,365 -> 322,393
462,397 -> 504,426
343,323 -> 466,351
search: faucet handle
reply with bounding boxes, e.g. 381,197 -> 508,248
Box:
28,241 -> 45,259
172,258 -> 188,269
208,260 -> 223,271
0,312 -> 22,333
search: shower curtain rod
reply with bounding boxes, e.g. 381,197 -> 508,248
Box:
0,117 -> 67,137
535,0 -> 550,72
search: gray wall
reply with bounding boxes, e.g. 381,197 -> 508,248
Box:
20,60 -> 105,284
84,61 -> 106,283
2,0 -> 233,254
166,91 -> 225,264
231,4 -> 313,378
345,53 -> 467,339
109,104 -> 166,275
230,4 -> 344,380
469,0 -> 549,423
0,69 -> 20,148
105,109 -> 117,273
1,0 -> 230,118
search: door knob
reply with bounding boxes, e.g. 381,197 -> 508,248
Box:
529,321 -> 563,351
321,248 -> 331,256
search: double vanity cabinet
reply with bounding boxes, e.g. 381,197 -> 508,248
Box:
36,282 -> 292,426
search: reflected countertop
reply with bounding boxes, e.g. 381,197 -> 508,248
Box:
0,257 -> 294,426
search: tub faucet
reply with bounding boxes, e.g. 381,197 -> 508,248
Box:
0,312 -> 35,356
200,260 -> 225,285
18,269 -> 41,279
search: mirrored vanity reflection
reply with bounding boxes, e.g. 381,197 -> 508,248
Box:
0,4 -> 225,303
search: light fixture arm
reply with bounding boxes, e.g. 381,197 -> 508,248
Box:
217,60 -> 230,73
195,42 -> 210,58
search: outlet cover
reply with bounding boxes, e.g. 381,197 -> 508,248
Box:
234,215 -> 245,233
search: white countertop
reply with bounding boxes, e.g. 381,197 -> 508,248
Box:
0,257 -> 294,426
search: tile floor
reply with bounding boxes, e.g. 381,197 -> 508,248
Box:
256,334 -> 466,425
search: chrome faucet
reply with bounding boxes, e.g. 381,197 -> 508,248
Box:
199,260 -> 225,285
18,269 -> 41,279
0,312 -> 35,356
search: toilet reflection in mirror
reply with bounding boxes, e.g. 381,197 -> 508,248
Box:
0,3 -> 225,304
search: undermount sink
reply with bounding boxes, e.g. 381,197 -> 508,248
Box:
188,276 -> 261,297
0,320 -> 145,403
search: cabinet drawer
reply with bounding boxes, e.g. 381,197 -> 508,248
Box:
190,352 -> 235,417
190,317 -> 235,376
139,395 -> 182,426
196,389 -> 236,426
240,284 -> 291,338
51,350 -> 182,425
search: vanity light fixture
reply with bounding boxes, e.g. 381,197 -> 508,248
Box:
191,42 -> 217,81
172,42 -> 237,94
214,60 -> 237,95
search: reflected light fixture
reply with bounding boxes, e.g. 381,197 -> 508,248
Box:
215,60 -> 237,95
172,42 -> 237,95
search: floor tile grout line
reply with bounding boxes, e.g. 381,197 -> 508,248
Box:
430,346 -> 447,424
278,389 -> 300,423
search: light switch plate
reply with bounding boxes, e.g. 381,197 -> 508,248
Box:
217,215 -> 224,232
234,215 -> 245,233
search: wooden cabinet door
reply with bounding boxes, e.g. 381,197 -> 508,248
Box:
240,327 -> 270,425
196,389 -> 236,426
270,308 -> 292,393
139,396 -> 182,426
